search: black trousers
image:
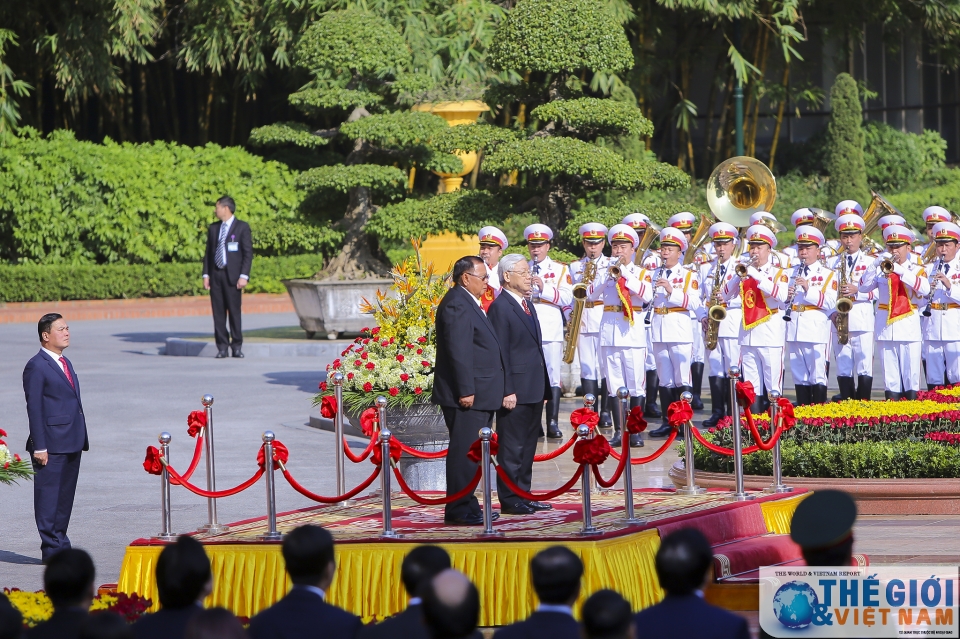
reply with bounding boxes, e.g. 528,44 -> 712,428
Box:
495,403 -> 543,508
209,268 -> 242,351
33,452 -> 81,561
441,406 -> 493,519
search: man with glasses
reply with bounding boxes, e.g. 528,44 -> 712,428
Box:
432,256 -> 511,525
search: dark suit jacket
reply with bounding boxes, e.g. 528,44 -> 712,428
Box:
203,217 -> 253,286
26,608 -> 87,639
23,351 -> 88,454
492,610 -> 580,639
248,587 -> 362,639
131,604 -> 202,639
633,594 -> 749,639
487,292 -> 550,404
358,604 -> 484,639
432,285 -> 506,412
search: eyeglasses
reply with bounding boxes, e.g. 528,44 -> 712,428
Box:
465,272 -> 489,283
506,269 -> 531,278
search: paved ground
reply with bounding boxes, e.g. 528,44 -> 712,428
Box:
0,312 -> 953,594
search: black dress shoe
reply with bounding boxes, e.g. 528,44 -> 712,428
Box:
232,350 -> 244,358
500,502 -> 536,515
526,501 -> 553,511
647,424 -> 673,438
546,423 -> 563,439
629,433 -> 644,447
444,512 -> 499,526
215,350 -> 229,359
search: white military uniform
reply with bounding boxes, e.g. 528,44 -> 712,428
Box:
720,259 -> 789,396
859,255 -> 930,394
698,256 -> 743,379
649,263 -> 701,387
570,254 -> 608,381
640,252 -> 662,373
531,255 -> 573,388
922,254 -> 960,386
785,260 -> 837,385
828,250 -> 877,380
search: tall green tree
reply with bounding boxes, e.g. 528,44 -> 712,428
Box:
825,72 -> 868,205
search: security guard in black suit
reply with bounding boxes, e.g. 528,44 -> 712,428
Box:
202,195 -> 253,358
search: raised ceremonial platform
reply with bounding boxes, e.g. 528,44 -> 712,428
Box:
116,488 -> 808,626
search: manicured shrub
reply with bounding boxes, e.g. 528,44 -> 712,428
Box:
825,73 -> 869,204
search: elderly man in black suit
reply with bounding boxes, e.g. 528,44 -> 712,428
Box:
487,253 -> 552,515
202,195 -> 253,358
433,255 -> 512,526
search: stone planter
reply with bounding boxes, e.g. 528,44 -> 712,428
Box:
667,461 -> 960,515
282,278 -> 392,339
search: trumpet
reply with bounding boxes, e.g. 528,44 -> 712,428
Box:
734,254 -> 754,278
879,253 -> 895,275
609,255 -> 628,279
921,257 -> 944,318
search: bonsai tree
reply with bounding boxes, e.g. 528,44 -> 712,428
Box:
826,72 -> 869,205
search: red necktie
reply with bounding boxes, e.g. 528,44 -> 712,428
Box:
59,357 -> 75,390
521,299 -> 532,316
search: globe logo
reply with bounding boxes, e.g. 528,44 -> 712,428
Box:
773,581 -> 819,629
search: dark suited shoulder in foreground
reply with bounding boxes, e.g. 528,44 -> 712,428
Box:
493,610 -> 579,639
248,587 -> 361,639
26,609 -> 87,639
634,593 -> 748,639
132,605 -> 202,639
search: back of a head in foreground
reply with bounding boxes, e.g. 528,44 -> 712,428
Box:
654,528 -> 713,596
0,593 -> 23,639
44,548 -> 96,609
184,607 -> 247,639
401,546 -> 451,597
790,489 -> 857,567
282,525 -> 335,586
420,569 -> 480,639
530,546 -> 583,605
79,612 -> 133,639
156,535 -> 212,609
581,590 -> 633,639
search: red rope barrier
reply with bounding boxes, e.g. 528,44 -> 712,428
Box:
343,436 -> 377,463
607,430 -> 679,465
392,466 -> 483,505
493,463 -> 583,502
281,464 -> 381,504
533,434 -> 578,462
395,440 -> 448,459
690,426 -> 760,456
591,437 -> 628,488
744,413 -> 781,451
180,434 -> 204,482
166,463 -> 264,498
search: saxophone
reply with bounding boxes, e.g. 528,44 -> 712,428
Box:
835,255 -> 853,345
563,259 -> 597,364
705,260 -> 727,351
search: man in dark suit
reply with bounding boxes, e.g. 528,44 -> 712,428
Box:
202,195 -> 253,358
432,256 -> 511,526
26,549 -> 94,639
359,545 -> 451,639
421,570 -> 480,639
487,254 -> 551,516
23,313 -> 88,563
493,547 -> 582,639
248,525 -> 361,639
581,590 -> 634,639
132,535 -> 211,639
634,528 -> 749,639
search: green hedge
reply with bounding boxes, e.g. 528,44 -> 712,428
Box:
0,254 -> 326,301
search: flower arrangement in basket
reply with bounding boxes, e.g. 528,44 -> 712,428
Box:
315,244 -> 448,413
0,429 -> 33,485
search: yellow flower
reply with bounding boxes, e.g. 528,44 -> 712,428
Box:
938,386 -> 960,397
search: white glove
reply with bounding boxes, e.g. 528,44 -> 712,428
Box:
893,262 -> 907,276
747,266 -> 762,279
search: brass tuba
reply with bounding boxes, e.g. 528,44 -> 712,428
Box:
634,221 -> 663,266
862,191 -> 902,254
683,213 -> 716,267
707,157 -> 777,258
563,260 -> 596,364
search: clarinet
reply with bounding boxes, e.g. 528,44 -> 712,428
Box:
644,264 -> 666,326
782,264 -> 803,322
922,257 -> 944,317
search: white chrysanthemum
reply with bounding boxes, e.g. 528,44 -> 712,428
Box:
0,443 -> 11,466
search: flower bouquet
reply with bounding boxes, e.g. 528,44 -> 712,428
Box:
4,588 -> 151,626
315,246 -> 448,414
0,430 -> 33,485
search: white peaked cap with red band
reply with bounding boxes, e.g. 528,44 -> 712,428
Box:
709,222 -> 738,241
878,214 -> 906,230
835,214 -> 865,233
795,226 -> 825,247
622,213 -> 649,230
749,211 -> 778,225
524,223 -> 554,244
932,221 -> 960,242
791,208 -> 817,227
745,224 -> 777,248
660,227 -> 688,251
667,211 -> 696,230
923,206 -> 952,223
608,224 -> 639,248
835,200 -> 863,217
579,222 -> 608,242
882,224 -> 915,245
478,226 -> 508,249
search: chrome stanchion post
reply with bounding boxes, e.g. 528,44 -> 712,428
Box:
332,372 -> 346,496
377,397 -> 403,539
727,366 -> 753,501
477,427 -> 504,538
259,432 -> 283,541
155,432 -> 178,541
576,424 -> 601,536
618,387 -> 644,525
583,393 -> 604,495
676,391 -> 705,495
766,391 -> 793,493
198,395 -> 227,533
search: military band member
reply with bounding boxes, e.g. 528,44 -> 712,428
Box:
877,214 -> 924,266
666,212 -> 706,410
917,206 -> 953,258
697,223 -> 741,429
525,224 -> 573,439
570,223 -> 612,427
784,227 -> 837,406
748,211 -> 791,268
921,221 -> 960,389
835,200 -> 863,217
859,225 -> 930,399
720,225 -> 789,413
647,228 -> 702,437
478,226 -> 507,312
828,214 -> 878,401
623,213 -> 662,419
586,225 -> 653,447
783,209 -> 817,265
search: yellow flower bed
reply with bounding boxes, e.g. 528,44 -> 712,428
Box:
937,386 -> 960,397
752,399 -> 950,422
5,590 -> 123,627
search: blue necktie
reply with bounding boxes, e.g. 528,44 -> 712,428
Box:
216,223 -> 228,268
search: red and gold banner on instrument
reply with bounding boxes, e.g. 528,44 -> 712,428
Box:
885,273 -> 914,325
480,285 -> 496,312
616,277 -> 634,325
740,277 -> 773,330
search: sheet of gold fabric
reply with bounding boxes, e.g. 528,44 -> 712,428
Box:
759,492 -> 810,534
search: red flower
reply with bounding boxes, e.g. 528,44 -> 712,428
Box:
186,410 -> 207,437
347,373 -> 355,380
366,362 -> 376,370
371,327 -> 380,334
416,348 -> 423,355
332,359 -> 341,369
363,338 -> 371,345
406,343 -> 415,349
389,337 -> 395,344
354,360 -> 362,367
13,454 -> 20,462
319,381 -> 328,391
414,387 -> 423,395
418,336 -> 427,344
0,429 -> 6,437
361,352 -> 368,360
400,373 -> 410,382
396,354 -> 405,362
389,387 -> 399,397
363,382 -> 373,392
381,340 -> 389,347
320,396 -> 337,419
421,361 -> 430,367
361,327 -> 370,333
